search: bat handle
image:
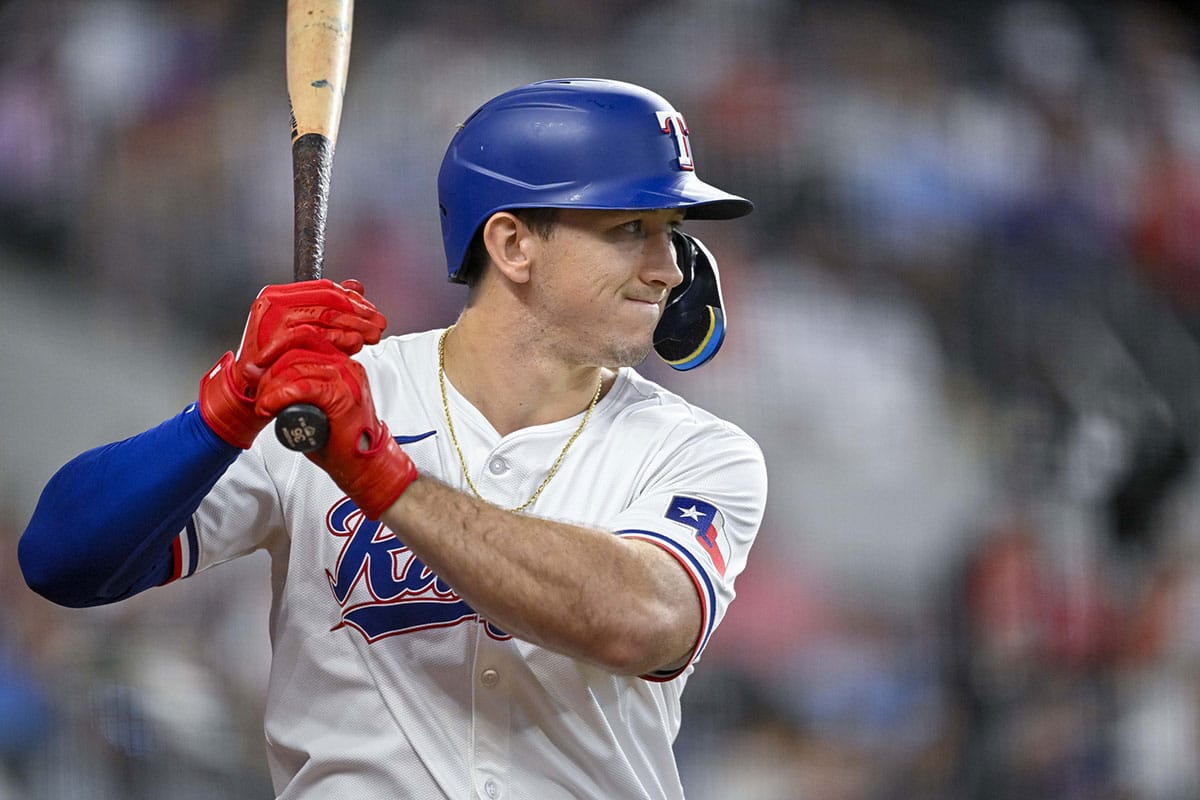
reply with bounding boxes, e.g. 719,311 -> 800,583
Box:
276,407 -> 331,452
275,404 -> 330,453
276,132 -> 335,452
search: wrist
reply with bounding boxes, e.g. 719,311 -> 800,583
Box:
198,352 -> 267,449
342,435 -> 419,520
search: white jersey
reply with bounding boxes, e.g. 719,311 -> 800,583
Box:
180,329 -> 767,800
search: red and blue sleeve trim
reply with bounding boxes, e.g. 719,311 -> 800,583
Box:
167,520 -> 201,583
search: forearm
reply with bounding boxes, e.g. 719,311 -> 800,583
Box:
381,476 -> 702,675
18,405 -> 240,607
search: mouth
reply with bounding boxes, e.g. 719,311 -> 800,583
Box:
625,297 -> 666,323
626,292 -> 667,307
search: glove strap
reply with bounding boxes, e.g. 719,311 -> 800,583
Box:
344,426 -> 418,520
198,352 -> 266,449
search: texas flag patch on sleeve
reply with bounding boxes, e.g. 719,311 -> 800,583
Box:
667,496 -> 727,577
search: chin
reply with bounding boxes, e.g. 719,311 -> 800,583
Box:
605,340 -> 654,369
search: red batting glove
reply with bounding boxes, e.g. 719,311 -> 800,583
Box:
254,348 -> 417,519
198,279 -> 387,449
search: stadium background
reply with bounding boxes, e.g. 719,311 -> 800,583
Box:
3,1 -> 1200,797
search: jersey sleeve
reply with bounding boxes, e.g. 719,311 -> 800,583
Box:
180,429 -> 293,576
610,418 -> 767,681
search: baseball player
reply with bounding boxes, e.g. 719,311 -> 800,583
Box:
20,79 -> 767,799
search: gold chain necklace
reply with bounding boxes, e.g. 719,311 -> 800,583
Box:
437,326 -> 603,512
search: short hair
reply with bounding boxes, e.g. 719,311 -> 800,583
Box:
458,207 -> 559,288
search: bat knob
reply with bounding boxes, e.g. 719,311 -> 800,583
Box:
275,403 -> 329,452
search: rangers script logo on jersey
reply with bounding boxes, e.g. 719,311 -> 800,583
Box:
324,496 -> 509,642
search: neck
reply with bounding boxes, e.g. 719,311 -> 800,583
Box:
441,313 -> 611,436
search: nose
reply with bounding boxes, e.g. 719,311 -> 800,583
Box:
644,230 -> 683,290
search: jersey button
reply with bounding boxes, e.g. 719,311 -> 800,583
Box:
480,668 -> 499,688
488,456 -> 508,475
483,777 -> 502,799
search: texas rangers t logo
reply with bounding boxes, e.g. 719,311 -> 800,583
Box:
656,111 -> 695,171
667,496 -> 727,576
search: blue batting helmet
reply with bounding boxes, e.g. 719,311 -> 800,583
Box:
437,78 -> 754,283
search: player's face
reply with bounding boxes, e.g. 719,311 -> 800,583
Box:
531,208 -> 685,368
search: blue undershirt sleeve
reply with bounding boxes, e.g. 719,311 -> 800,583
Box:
18,404 -> 242,608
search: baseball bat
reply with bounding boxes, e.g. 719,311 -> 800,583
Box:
274,0 -> 353,452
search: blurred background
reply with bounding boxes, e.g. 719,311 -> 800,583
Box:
3,0 -> 1200,797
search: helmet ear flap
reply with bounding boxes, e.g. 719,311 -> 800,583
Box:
654,232 -> 727,371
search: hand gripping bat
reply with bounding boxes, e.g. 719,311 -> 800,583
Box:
274,0 -> 354,452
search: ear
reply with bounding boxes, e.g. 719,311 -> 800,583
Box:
481,212 -> 536,285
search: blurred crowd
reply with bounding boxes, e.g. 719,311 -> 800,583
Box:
3,0 -> 1200,798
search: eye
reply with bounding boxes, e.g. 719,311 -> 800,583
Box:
613,215 -> 684,237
